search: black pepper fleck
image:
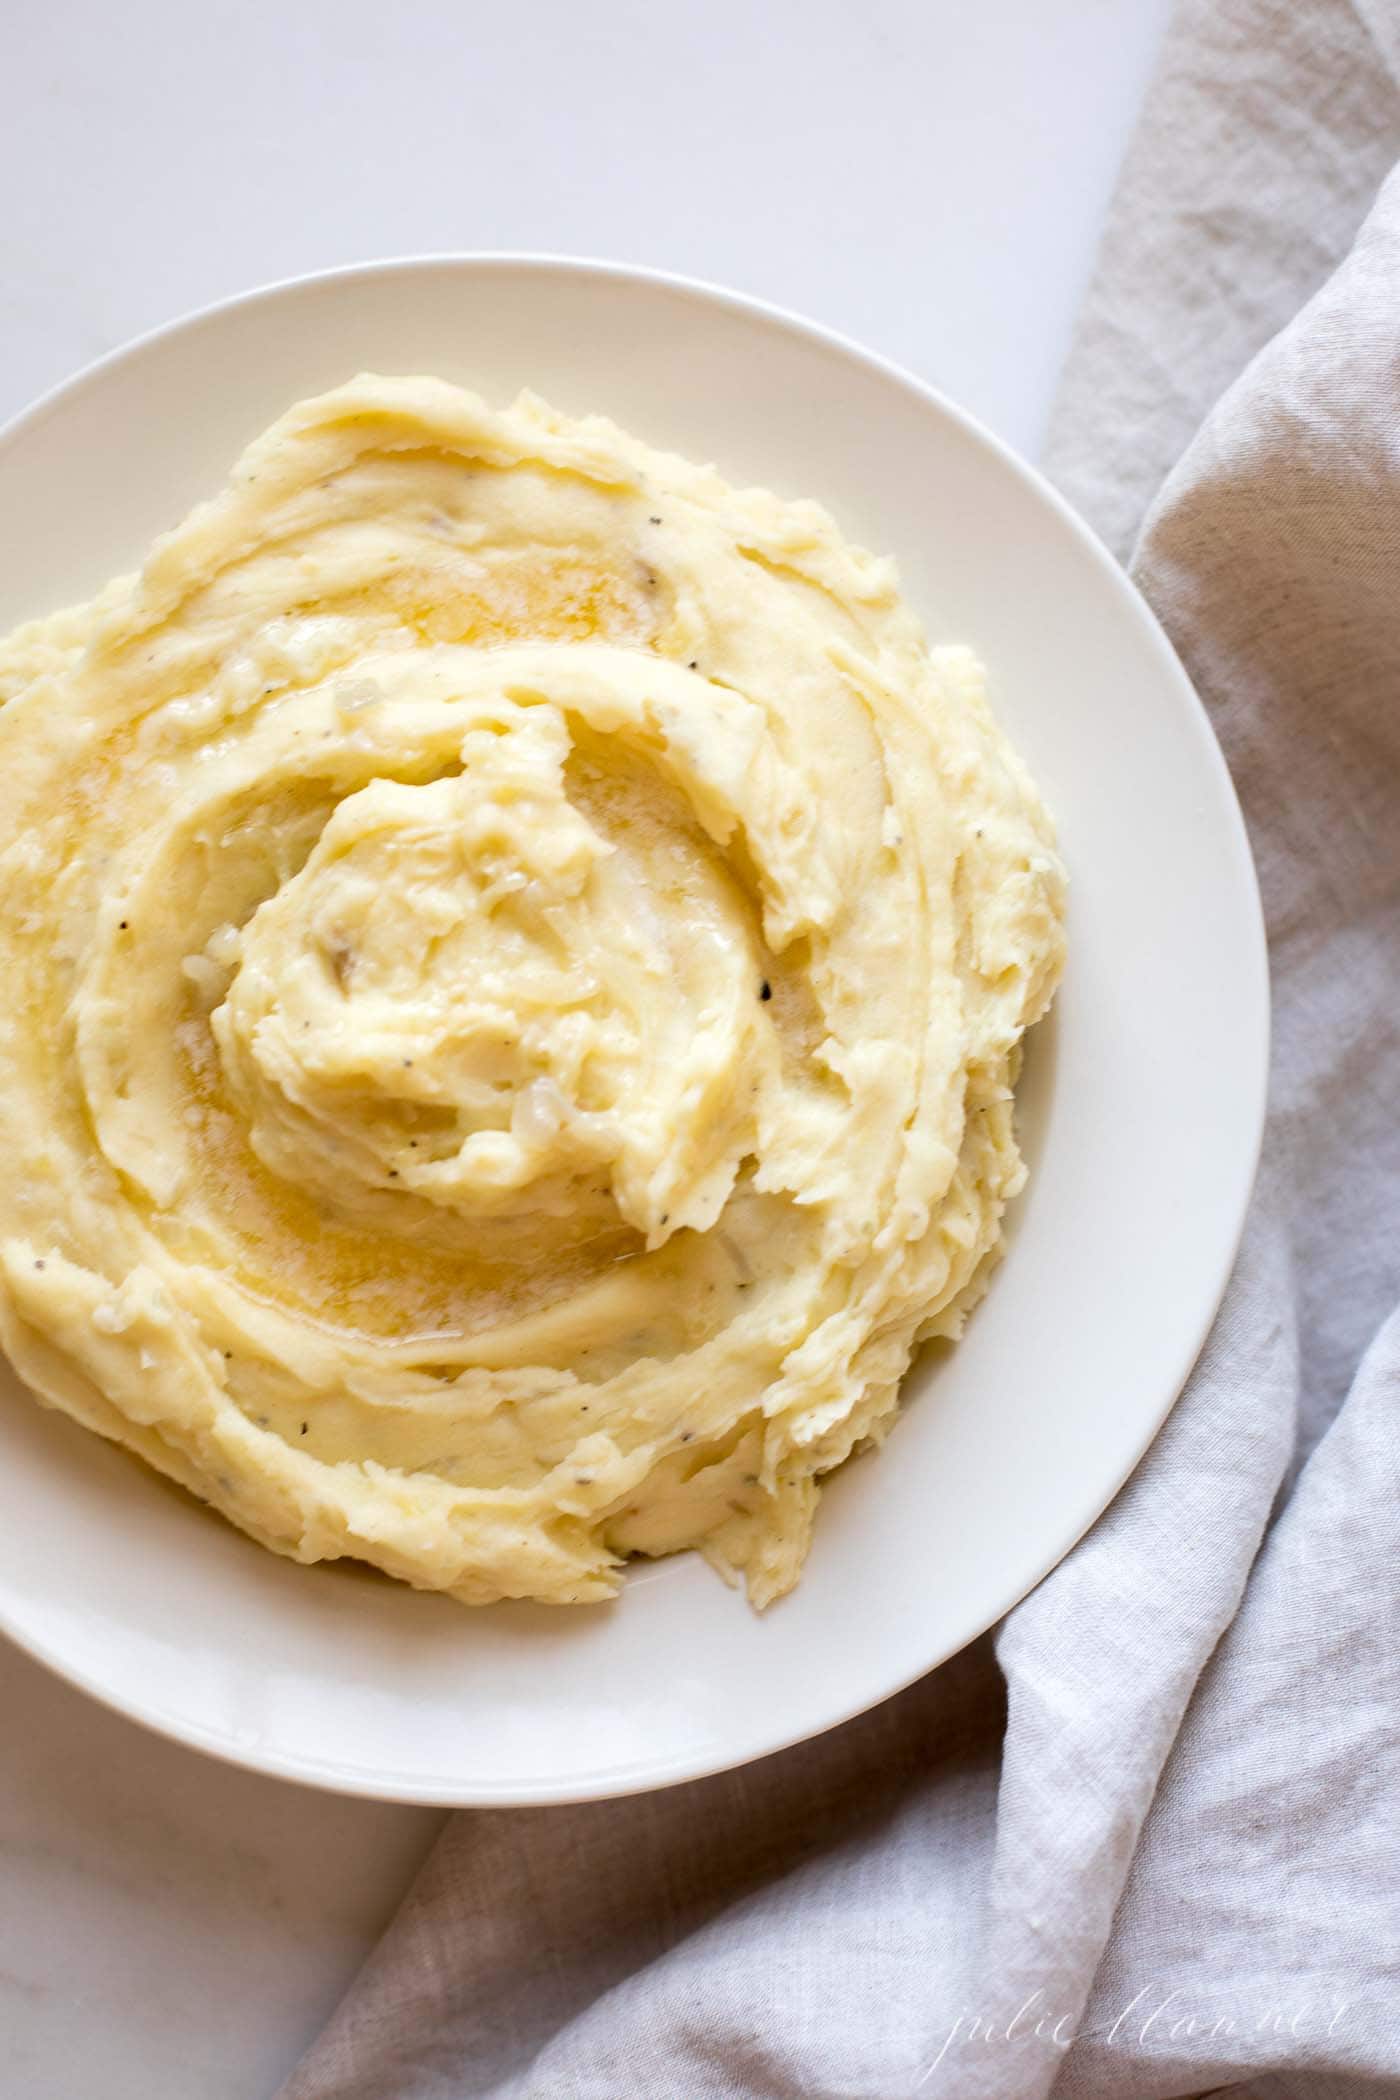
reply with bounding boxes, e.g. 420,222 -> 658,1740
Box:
649,515 -> 661,525
33,1258 -> 45,1270
760,980 -> 772,1001
680,1430 -> 694,1444
300,1421 -> 309,1436
119,920 -> 129,930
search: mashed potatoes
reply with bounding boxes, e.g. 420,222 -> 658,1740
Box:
0,376 -> 1064,1606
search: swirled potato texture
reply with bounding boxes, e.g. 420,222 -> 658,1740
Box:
0,377 -> 1064,1606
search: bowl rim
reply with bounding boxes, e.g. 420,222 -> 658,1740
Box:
0,251 -> 1270,1804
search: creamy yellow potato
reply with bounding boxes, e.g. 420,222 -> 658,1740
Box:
0,376 -> 1065,1606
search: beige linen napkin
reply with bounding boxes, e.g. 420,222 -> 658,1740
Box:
279,6 -> 1400,2093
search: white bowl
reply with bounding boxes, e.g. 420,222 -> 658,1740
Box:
0,258 -> 1268,1804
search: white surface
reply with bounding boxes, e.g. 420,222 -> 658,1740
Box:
0,251 -> 1266,1806
2,0 -> 1171,459
0,1641 -> 440,2100
0,1 -> 1173,2095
